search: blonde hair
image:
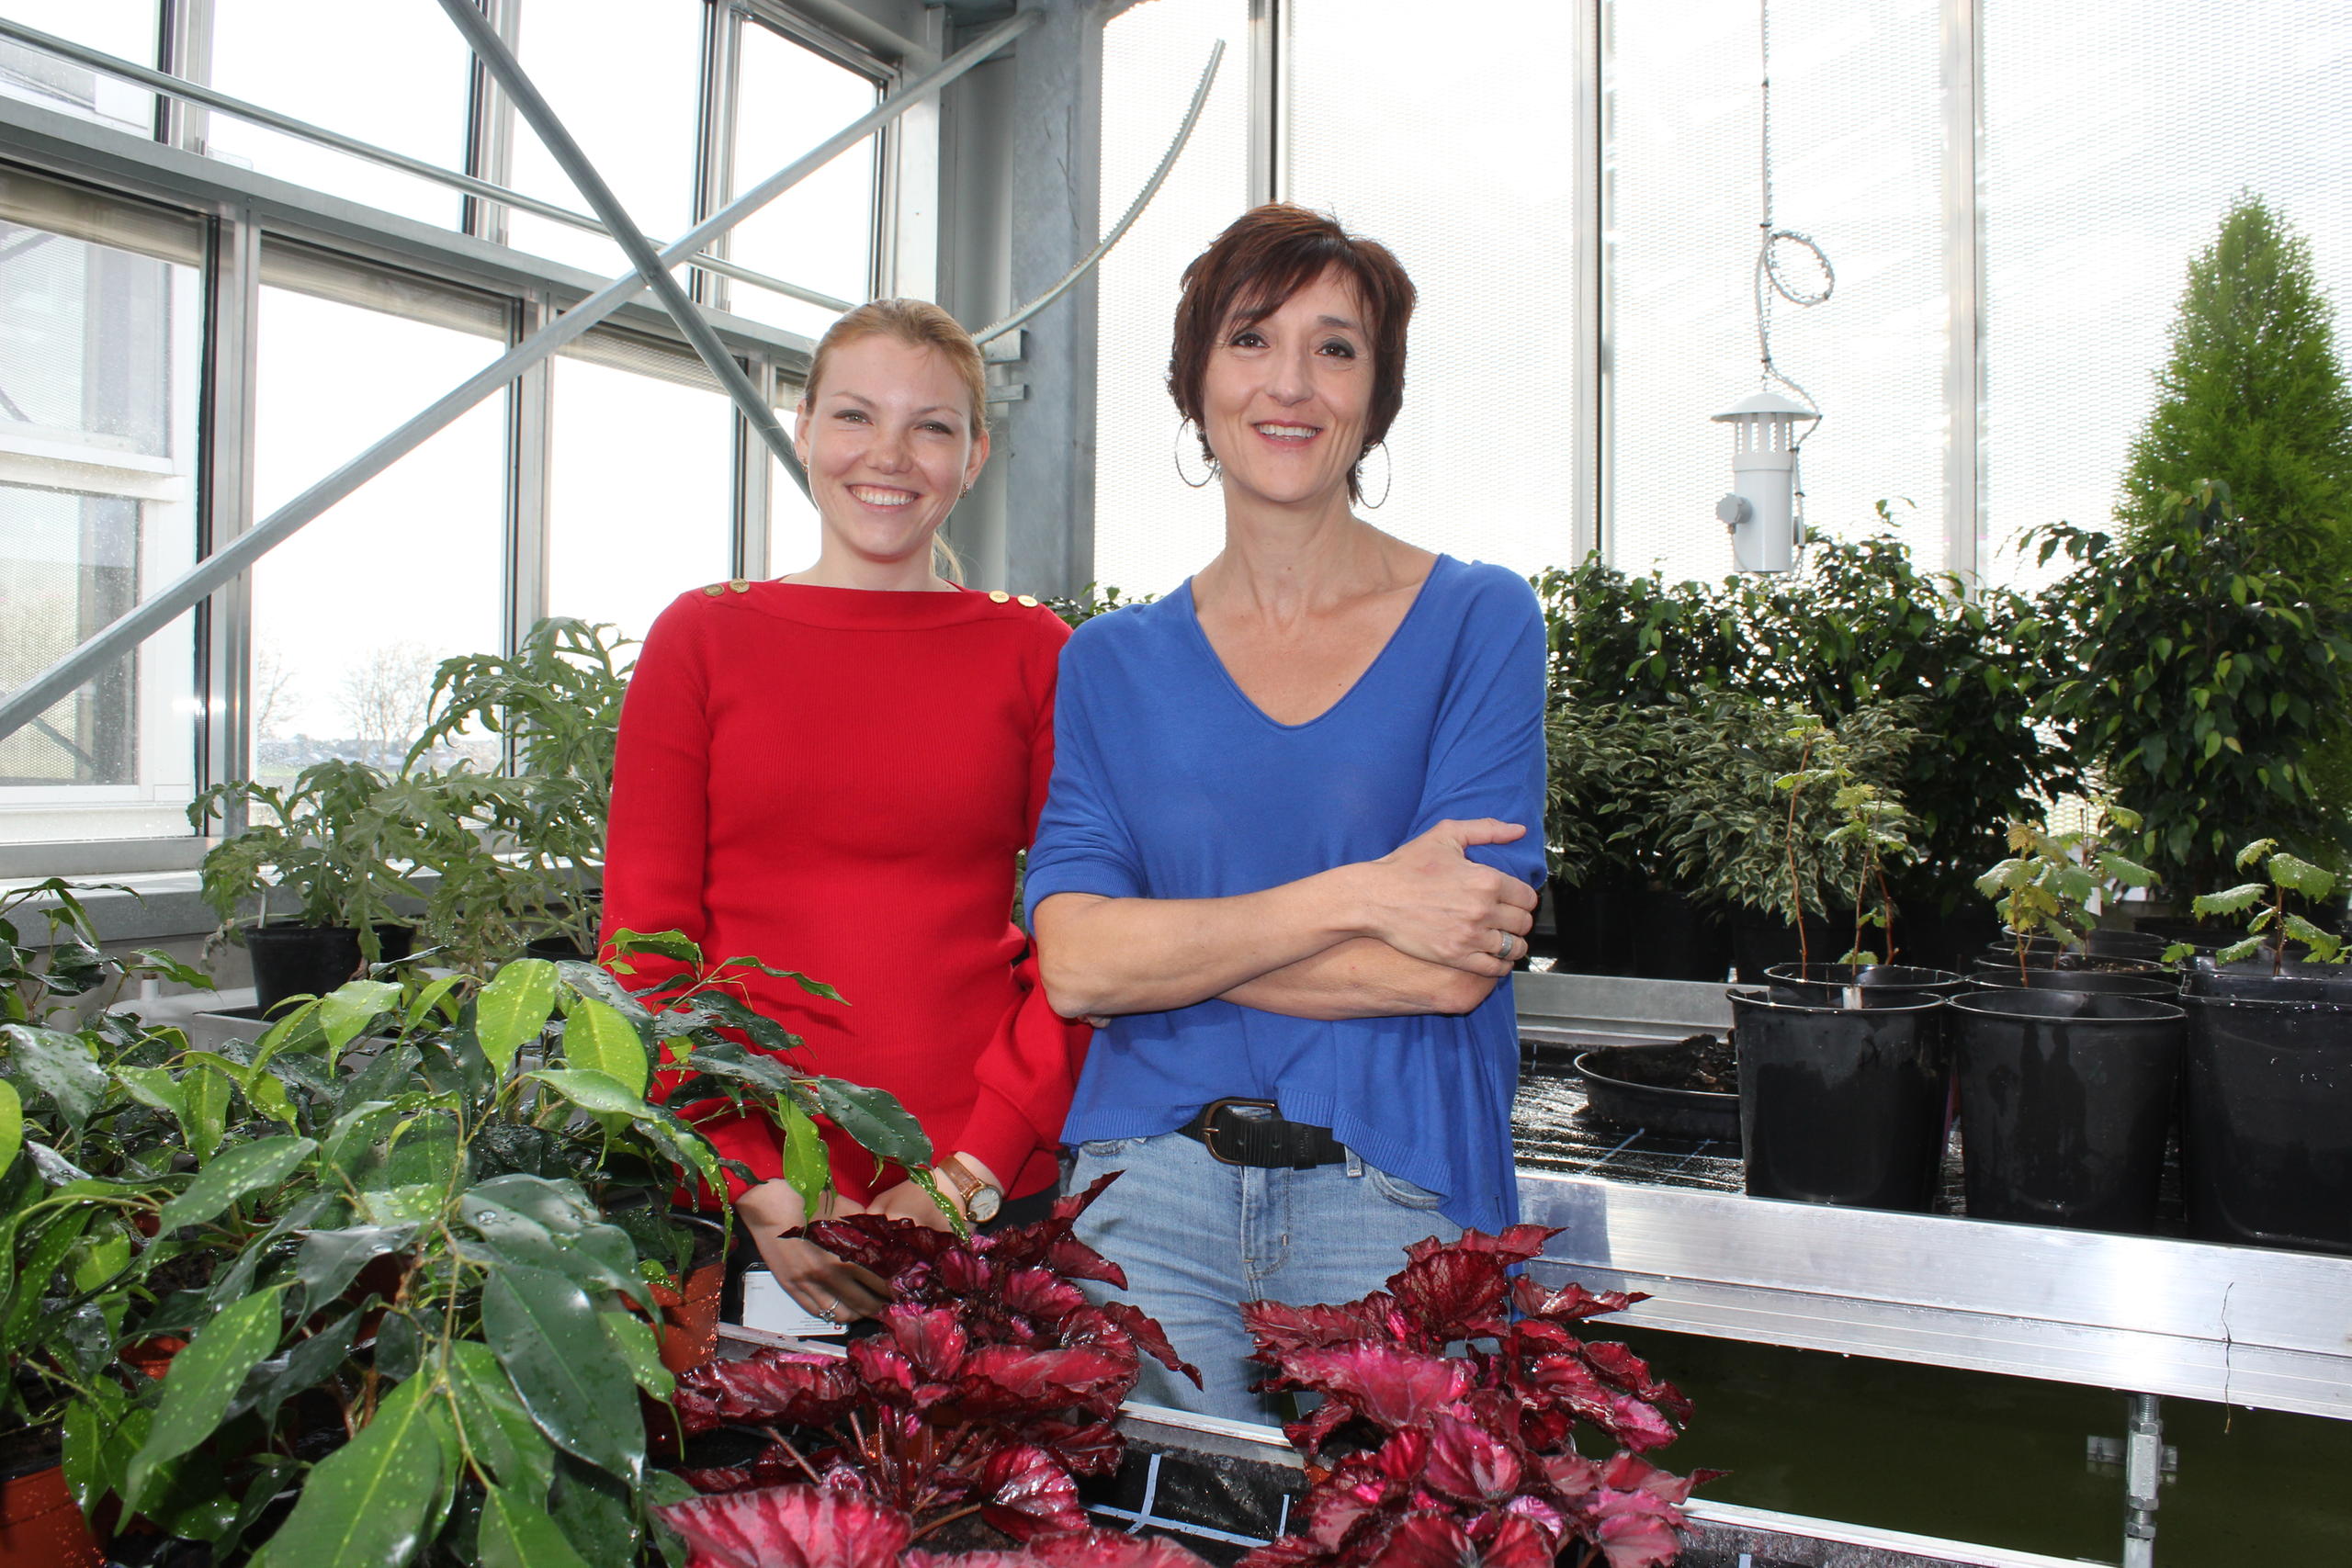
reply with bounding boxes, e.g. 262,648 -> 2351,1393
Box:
804,299 -> 989,584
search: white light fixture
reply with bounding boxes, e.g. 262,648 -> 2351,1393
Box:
1713,389 -> 1815,573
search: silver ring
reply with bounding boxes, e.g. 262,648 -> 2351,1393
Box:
1496,931 -> 1514,961
817,1302 -> 838,1323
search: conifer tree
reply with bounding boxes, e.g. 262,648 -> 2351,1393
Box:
2118,194 -> 2352,584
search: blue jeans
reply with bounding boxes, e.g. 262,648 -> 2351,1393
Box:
1069,1123 -> 1463,1425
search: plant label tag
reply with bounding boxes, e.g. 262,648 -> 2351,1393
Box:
739,1268 -> 848,1337
1843,985 -> 1864,1010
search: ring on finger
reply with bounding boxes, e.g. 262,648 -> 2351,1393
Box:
1494,931 -> 1515,961
817,1301 -> 838,1323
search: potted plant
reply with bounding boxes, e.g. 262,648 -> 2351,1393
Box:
1970,799 -> 2174,996
188,759 -> 447,1016
2170,840 -> 2352,1253
1237,1224 -> 1713,1567
406,617 -> 635,962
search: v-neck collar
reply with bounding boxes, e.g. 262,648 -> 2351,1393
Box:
1174,555 -> 1453,732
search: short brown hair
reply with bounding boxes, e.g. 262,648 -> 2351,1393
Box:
1168,204 -> 1416,500
804,297 -> 989,434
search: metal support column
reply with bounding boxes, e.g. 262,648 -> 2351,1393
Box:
504,293 -> 554,656
462,0 -> 519,243
693,0 -> 741,312
153,0 -> 210,152
1246,0 -> 1280,209
194,208 -> 258,829
1940,0 -> 1984,584
735,355 -> 775,584
1569,0 -> 1604,565
2122,1393 -> 2161,1568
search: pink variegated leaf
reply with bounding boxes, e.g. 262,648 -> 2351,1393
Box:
978,1443 -> 1090,1542
1026,1416 -> 1128,1478
958,1345 -> 1136,1417
657,1483 -> 911,1568
1277,1344 -> 1473,1434
910,1533 -> 1217,1568
1001,1266 -> 1093,1328
881,1304 -> 968,1382
1242,1294 -> 1406,1359
1098,1299 -> 1203,1387
1385,1249 -> 1514,1340
676,1350 -> 861,1431
1419,1412 -> 1525,1506
1402,1224 -> 1560,1269
1511,1274 -> 1647,1323
1589,1487 -> 1689,1568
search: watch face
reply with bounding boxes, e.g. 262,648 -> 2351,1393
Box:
967,1185 -> 1001,1224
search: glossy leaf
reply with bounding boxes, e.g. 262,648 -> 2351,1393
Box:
448,1340 -> 555,1497
291,1224 -> 417,1321
603,1308 -> 674,1399
482,1261 -> 642,1480
658,1483 -> 911,1568
316,980 -> 405,1060
526,1066 -> 651,1119
479,1478 -> 593,1568
154,1135 -> 318,1234
1,1023 -> 107,1126
980,1443 -> 1088,1541
813,1077 -> 933,1168
778,1096 -> 829,1213
561,997 -> 650,1099
476,957 -> 560,1076
0,1077 -> 17,1174
125,1286 -> 286,1509
248,1372 -> 451,1568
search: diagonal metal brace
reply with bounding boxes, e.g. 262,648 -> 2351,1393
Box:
0,10 -> 1036,748
431,0 -> 811,496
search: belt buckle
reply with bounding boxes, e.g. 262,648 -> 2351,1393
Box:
1199,1097 -> 1276,1166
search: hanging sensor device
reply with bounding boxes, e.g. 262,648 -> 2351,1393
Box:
1715,0 -> 1831,573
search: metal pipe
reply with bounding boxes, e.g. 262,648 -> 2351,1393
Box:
0,9 -> 1037,746
431,0 -> 811,498
0,15 -> 855,314
976,38 -> 1225,344
2122,1393 -> 2160,1568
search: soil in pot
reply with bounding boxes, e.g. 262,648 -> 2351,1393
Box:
1763,964 -> 1968,1010
243,920 -> 416,1019
1950,989 -> 2186,1235
2181,968 -> 2352,1254
1575,1034 -> 1741,1145
1729,987 -> 1950,1212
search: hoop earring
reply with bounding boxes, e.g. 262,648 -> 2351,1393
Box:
1173,419 -> 1220,489
1357,441 -> 1392,510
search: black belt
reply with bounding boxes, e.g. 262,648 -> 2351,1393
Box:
1178,1099 -> 1347,1168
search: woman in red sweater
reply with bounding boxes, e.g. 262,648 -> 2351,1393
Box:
600,299 -> 1087,1324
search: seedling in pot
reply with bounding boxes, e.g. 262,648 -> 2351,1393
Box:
2169,838 -> 2346,975
1774,713 -> 1918,975
1976,797 -> 2154,985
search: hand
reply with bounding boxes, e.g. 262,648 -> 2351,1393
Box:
733,1179 -> 893,1322
867,1178 -> 961,1232
1352,819 -> 1537,976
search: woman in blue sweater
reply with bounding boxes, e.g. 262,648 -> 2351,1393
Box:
1024,204 -> 1548,1420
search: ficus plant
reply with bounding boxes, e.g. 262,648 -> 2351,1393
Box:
1236,1225 -> 1713,1568
1974,796 -> 2156,983
662,1172 -> 1198,1553
2166,838 -> 2347,976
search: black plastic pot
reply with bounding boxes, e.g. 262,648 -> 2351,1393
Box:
1949,989 -> 2186,1235
2086,929 -> 2172,962
1969,961 -> 2178,999
2180,967 -> 2352,1254
1574,1043 -> 1741,1145
1729,987 -> 1949,1212
1762,964 -> 1969,1009
243,920 -> 415,1019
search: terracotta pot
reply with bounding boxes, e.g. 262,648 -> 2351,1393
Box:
650,1258 -> 727,1376
0,1464 -> 102,1568
119,1337 -> 187,1381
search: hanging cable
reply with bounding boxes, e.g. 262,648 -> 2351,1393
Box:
1753,0 -> 1833,537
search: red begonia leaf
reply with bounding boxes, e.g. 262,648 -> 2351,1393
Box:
1027,1416 -> 1128,1478
1045,1234 -> 1129,1289
1589,1488 -> 1688,1568
677,1349 -> 861,1431
935,1248 -> 998,1298
978,1443 -> 1090,1541
1511,1275 -> 1646,1323
1281,1393 -> 1360,1461
1385,1249 -> 1514,1339
1361,1513 -> 1480,1568
1280,1344 -> 1474,1432
882,1304 -> 969,1382
1374,1428 -> 1430,1486
1002,1266 -> 1093,1327
657,1483 -> 911,1568
1403,1224 -> 1559,1269
1464,1511 -> 1561,1568
1599,1452 -> 1702,1506
1098,1298 -> 1203,1387
1236,1535 -> 1336,1568
1419,1412 -> 1525,1505
1541,1450 -> 1605,1498
958,1345 -> 1136,1417
1500,1493 -> 1567,1551
1051,1169 -> 1125,1224
913,1533 -> 1218,1568
1516,1405 -> 1575,1454
846,1337 -> 922,1406
1241,1293 -> 1406,1359
1600,1393 -> 1681,1453
803,1213 -> 964,1278
676,1465 -> 756,1494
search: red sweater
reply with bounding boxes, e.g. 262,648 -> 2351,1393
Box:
599,580 -> 1089,1204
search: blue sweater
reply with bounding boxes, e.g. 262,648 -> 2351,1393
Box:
1023,555 -> 1547,1233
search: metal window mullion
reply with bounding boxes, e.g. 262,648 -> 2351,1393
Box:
506,291 -> 553,660
1248,0 -> 1281,208
464,0 -> 520,243
155,0 -> 212,152
1570,0 -> 1603,565
735,353 -> 775,582
694,0 -> 740,312
1941,0 -> 1984,586
1597,0 -> 1619,564
195,205 -> 259,827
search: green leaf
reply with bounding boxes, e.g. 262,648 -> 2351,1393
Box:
62,1378 -> 138,1512
479,1479 -> 593,1568
155,1136 -> 318,1234
482,1263 -> 642,1481
245,1069 -> 299,1128
292,1224 -> 417,1321
2267,852 -> 2336,900
317,980 -> 405,1060
125,1286 -> 286,1510
2191,884 -> 2267,918
525,1068 -> 652,1119
111,1064 -> 186,1122
2098,853 -> 2156,889
779,1096 -> 829,1214
183,1066 -> 231,1164
0,1024 -> 107,1127
248,1372 -> 450,1568
447,1340 -> 554,1496
0,1079 -> 18,1176
605,929 -> 701,964
559,999 -> 650,1100
601,1310 -> 673,1399
2282,913 -> 2341,953
476,959 -> 560,1077
403,974 -> 467,1033
814,1077 -> 933,1168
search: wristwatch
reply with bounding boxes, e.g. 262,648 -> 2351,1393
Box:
936,1154 -> 1002,1224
